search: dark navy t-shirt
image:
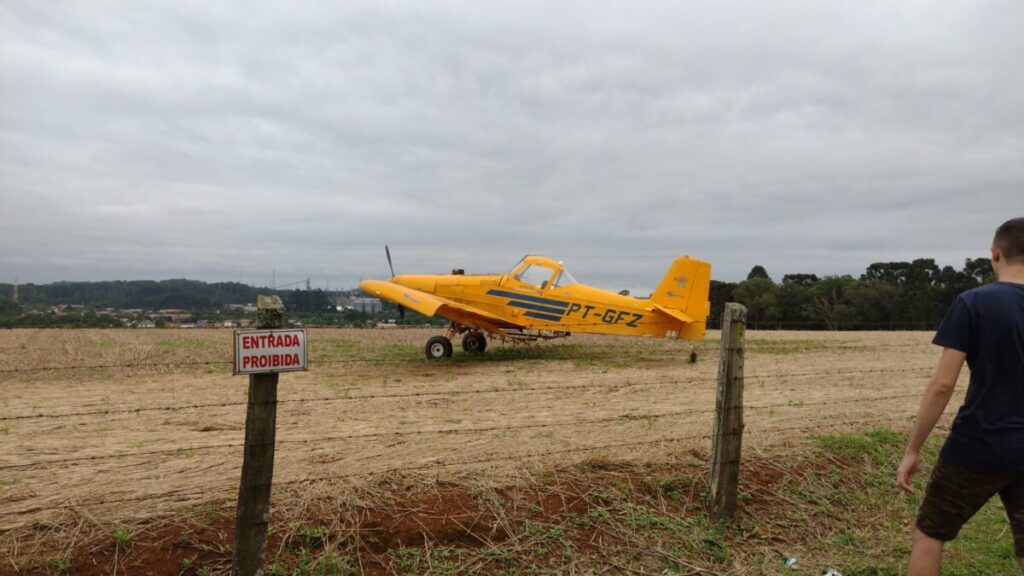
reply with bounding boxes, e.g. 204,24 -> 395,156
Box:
934,282 -> 1024,474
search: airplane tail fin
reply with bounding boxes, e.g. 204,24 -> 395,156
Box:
649,257 -> 711,323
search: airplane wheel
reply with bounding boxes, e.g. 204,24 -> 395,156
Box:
425,336 -> 453,359
462,333 -> 487,353
689,350 -> 698,364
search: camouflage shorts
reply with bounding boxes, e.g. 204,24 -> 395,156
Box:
916,458 -> 1024,557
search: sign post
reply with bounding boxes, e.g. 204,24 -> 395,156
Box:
233,295 -> 306,575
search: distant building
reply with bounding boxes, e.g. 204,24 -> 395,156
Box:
351,298 -> 382,314
159,309 -> 192,322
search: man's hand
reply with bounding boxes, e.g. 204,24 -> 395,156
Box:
897,449 -> 920,493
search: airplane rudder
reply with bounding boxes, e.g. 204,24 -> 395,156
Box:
683,259 -> 711,321
652,257 -> 711,318
652,257 -> 695,304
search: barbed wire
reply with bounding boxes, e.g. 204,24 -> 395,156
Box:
0,411 -> 710,470
0,414 -> 927,520
0,390 -> 945,470
0,367 -> 933,422
0,360 -> 234,374
0,339 -> 940,374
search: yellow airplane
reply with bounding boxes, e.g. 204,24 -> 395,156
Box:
359,249 -> 711,360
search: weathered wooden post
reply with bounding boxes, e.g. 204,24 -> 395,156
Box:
233,295 -> 307,575
709,302 -> 747,520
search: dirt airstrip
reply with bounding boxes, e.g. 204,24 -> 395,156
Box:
0,328 -> 955,571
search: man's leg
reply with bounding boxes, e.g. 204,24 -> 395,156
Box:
913,460 -> 1005,575
996,475 -> 1024,573
908,528 -> 943,576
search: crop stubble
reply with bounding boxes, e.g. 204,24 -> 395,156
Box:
0,328 -> 950,538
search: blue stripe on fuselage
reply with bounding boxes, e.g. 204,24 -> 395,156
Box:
523,311 -> 563,322
507,301 -> 566,316
486,289 -> 569,309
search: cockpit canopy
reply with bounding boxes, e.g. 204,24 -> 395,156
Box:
509,256 -> 578,291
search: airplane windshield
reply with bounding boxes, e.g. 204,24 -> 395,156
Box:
515,264 -> 557,289
553,270 -> 577,287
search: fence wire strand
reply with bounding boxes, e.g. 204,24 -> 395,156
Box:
1,367 -> 933,422
0,413 -> 928,520
0,390 -> 945,473
0,340 -> 938,374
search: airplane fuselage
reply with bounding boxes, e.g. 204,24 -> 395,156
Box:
391,272 -> 704,340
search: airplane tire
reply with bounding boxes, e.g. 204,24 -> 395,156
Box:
462,333 -> 487,353
425,336 -> 453,359
689,350 -> 698,364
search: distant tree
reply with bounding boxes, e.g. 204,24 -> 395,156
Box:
0,299 -> 22,319
708,280 -> 737,327
963,257 -> 994,285
905,258 -> 941,287
862,262 -> 911,284
846,281 -> 901,327
747,265 -> 771,282
733,278 -> 779,328
777,281 -> 813,326
781,274 -> 819,287
806,275 -> 856,330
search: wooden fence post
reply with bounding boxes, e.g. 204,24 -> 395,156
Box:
710,302 -> 747,520
234,295 -> 285,575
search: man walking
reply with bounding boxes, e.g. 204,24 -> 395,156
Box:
897,217 -> 1024,574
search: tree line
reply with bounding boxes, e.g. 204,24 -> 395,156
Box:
0,279 -> 259,310
708,258 -> 994,330
0,256 -> 995,330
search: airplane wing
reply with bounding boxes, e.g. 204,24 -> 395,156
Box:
359,280 -> 522,333
651,304 -> 695,324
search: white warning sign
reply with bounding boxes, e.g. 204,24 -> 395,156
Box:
233,329 -> 308,375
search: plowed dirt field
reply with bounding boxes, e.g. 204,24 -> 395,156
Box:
0,328 -> 957,571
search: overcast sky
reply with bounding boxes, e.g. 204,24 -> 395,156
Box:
2,1 -> 1022,293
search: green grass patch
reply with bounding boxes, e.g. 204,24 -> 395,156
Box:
813,426 -> 902,464
25,427 -> 1021,575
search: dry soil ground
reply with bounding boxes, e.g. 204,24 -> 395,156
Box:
0,328 -> 960,573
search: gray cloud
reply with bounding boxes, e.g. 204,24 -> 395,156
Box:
2,0 -> 1022,294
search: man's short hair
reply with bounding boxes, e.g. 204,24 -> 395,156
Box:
994,217 -> 1024,263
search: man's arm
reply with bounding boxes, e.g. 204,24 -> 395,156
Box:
897,347 -> 966,493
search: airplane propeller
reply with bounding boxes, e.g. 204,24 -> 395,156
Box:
385,245 -> 405,320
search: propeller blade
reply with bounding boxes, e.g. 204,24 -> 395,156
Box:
385,245 -> 395,278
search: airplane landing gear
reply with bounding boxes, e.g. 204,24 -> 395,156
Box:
461,332 -> 487,353
425,335 -> 453,359
689,349 -> 698,364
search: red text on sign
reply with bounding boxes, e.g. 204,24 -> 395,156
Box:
242,333 -> 301,349
241,354 -> 302,369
